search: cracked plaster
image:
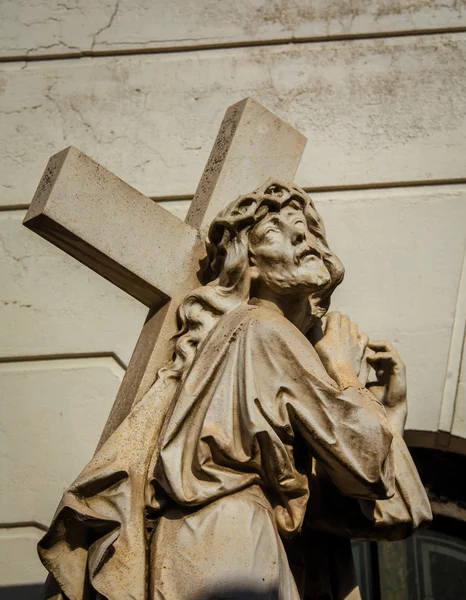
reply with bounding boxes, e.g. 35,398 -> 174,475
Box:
0,0 -> 465,59
1,34 -> 465,208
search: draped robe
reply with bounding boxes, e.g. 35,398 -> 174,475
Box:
38,303 -> 432,600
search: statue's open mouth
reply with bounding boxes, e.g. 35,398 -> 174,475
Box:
297,247 -> 320,263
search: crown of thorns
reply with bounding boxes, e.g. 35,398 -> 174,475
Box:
205,179 -> 328,281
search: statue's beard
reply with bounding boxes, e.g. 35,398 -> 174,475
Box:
259,261 -> 331,297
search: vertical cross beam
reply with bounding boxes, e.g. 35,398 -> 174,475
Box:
24,98 -> 307,446
104,98 -> 306,444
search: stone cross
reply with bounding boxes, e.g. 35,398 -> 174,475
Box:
24,98 -> 306,447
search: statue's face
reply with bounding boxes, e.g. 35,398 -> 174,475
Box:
248,203 -> 331,297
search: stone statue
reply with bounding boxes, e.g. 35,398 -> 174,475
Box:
38,180 -> 431,600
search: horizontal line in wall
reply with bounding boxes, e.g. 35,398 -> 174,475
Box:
150,194 -> 193,203
1,204 -> 30,211
0,26 -> 465,65
151,178 -> 466,202
0,521 -> 48,532
302,177 -> 466,195
0,352 -> 127,370
3,178 -> 466,212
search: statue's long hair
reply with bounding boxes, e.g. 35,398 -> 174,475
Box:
156,180 -> 344,386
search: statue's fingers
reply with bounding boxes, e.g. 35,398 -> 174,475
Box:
357,339 -> 372,384
366,381 -> 387,402
350,322 -> 359,339
367,344 -> 405,372
367,381 -> 383,391
340,314 -> 351,335
320,315 -> 328,333
366,356 -> 391,385
366,351 -> 397,366
325,311 -> 341,332
368,340 -> 395,353
358,332 -> 369,348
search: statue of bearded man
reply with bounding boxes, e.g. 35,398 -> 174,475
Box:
38,181 -> 432,600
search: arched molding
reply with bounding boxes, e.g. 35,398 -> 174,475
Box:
405,429 -> 466,455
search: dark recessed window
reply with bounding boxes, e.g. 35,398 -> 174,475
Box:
352,447 -> 466,600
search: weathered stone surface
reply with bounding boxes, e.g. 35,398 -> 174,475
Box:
453,342 -> 466,442
449,250 -> 466,442
24,146 -> 202,308
315,186 -> 466,435
0,0 -> 464,59
0,209 -> 146,364
1,2 -> 463,592
1,34 -> 465,207
0,357 -> 123,525
28,99 -> 304,446
186,98 -> 306,235
5,186 -> 465,443
0,527 -> 47,585
36,180 -> 433,600
163,184 -> 466,436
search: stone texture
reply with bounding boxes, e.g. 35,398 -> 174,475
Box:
1,2 -> 464,591
23,99 -> 306,446
5,186 -> 465,449
0,357 -> 124,525
449,250 -> 466,443
453,342 -> 466,443
0,527 -> 47,585
186,98 -> 306,235
315,186 -> 466,435
0,0 -> 464,59
24,146 -> 202,308
37,181 -> 432,600
1,34 -> 465,208
163,184 -> 466,436
0,209 -> 146,364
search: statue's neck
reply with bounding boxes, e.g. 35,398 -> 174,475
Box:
249,292 -> 313,334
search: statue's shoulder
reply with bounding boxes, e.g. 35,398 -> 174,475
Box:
216,302 -> 296,340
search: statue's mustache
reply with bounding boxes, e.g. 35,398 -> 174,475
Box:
294,245 -> 321,265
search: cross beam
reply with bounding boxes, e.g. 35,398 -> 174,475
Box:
24,98 -> 307,446
24,146 -> 202,308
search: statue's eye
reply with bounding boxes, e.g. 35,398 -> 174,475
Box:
262,226 -> 279,241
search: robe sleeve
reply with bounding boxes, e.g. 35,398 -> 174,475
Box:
247,309 -> 397,501
157,305 -> 430,541
247,310 -> 431,539
306,434 -> 432,541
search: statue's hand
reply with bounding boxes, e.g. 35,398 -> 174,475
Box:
310,312 -> 368,390
366,341 -> 407,434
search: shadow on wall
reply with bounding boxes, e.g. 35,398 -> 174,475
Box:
0,584 -> 43,599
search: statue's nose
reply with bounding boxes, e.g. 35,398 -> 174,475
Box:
292,230 -> 305,245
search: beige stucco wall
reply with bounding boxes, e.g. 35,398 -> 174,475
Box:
1,0 -> 465,586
